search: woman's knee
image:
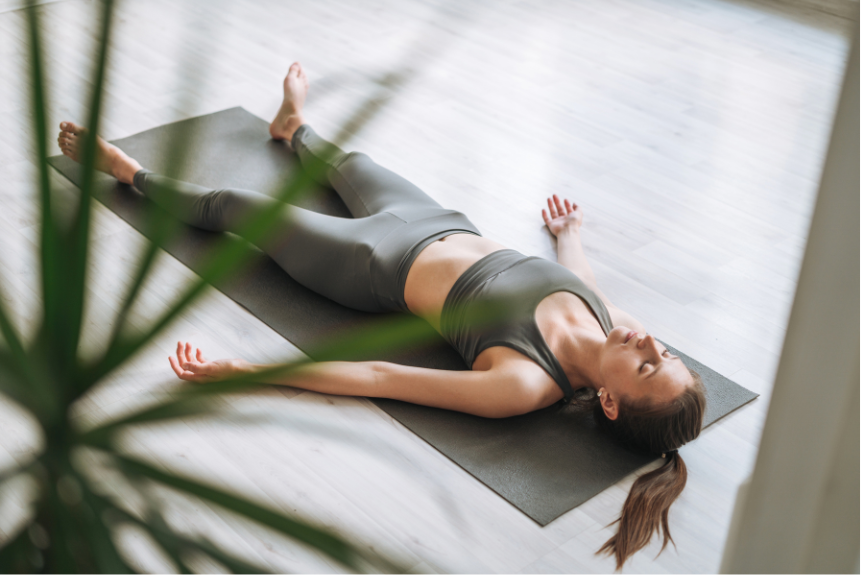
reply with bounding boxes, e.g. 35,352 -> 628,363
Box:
194,187 -> 273,231
330,150 -> 371,176
329,151 -> 388,195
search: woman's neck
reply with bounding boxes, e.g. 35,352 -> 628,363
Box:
549,321 -> 606,392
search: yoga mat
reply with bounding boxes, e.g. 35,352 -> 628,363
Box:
49,107 -> 759,526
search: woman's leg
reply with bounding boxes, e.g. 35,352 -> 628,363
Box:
270,63 -> 445,218
133,170 -> 405,313
290,124 -> 444,218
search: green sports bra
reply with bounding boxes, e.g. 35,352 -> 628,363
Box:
440,249 -> 614,400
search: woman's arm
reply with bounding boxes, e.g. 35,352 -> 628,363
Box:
170,341 -> 547,418
542,195 -> 607,303
542,196 -> 647,332
557,230 -> 602,293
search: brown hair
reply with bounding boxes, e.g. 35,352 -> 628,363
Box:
568,369 -> 707,570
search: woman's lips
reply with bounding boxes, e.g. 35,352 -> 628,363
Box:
625,330 -> 637,343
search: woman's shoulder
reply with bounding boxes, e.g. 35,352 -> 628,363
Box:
475,346 -> 569,407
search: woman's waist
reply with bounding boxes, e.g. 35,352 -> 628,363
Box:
403,234 -> 508,325
437,249 -> 539,342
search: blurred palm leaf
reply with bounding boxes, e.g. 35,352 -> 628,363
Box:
0,0 -> 436,572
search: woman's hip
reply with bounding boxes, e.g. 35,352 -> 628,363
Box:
271,206 -> 480,314
368,209 -> 482,313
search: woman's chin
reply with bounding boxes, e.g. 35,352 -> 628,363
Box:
608,325 -> 630,344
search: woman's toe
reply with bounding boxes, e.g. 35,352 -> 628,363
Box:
64,121 -> 84,135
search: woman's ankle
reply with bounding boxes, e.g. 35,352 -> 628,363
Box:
270,113 -> 305,142
113,151 -> 143,185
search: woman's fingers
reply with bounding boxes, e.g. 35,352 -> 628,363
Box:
181,348 -> 204,372
553,194 -> 566,216
169,355 -> 184,378
170,341 -> 211,382
546,197 -> 557,219
169,352 -> 212,382
541,208 -> 550,224
177,340 -> 193,366
546,196 -> 583,219
169,354 -> 199,381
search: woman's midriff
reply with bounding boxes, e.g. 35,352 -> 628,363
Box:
403,233 -> 507,331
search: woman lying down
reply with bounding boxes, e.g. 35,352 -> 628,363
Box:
58,62 -> 706,570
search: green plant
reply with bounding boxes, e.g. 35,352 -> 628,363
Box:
0,1 -> 431,572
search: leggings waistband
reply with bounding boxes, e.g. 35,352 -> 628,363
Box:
370,210 -> 482,313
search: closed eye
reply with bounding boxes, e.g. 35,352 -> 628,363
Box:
641,351 -> 670,374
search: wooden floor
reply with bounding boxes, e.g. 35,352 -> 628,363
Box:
0,0 -> 855,572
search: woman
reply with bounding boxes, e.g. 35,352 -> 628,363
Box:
58,62 -> 706,569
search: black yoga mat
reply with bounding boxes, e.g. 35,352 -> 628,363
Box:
49,107 -> 758,526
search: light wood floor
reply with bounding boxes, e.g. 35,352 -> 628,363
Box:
0,0 -> 855,572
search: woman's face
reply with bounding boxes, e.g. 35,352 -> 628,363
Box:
597,326 -> 694,418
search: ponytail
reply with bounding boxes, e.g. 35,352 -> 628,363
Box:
567,369 -> 706,571
597,451 -> 687,571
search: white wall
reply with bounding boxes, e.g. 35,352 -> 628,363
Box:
720,34 -> 860,574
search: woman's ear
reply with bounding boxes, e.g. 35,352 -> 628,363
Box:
599,388 -> 619,420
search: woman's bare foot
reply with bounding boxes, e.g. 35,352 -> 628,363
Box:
269,62 -> 308,142
57,121 -> 142,185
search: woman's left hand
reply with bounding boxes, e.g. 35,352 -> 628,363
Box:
542,194 -> 583,237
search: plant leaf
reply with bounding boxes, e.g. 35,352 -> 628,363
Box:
0,339 -> 60,425
136,509 -> 200,574
104,36 -> 216,377
76,475 -> 135,573
0,350 -> 32,412
78,311 -> 445,450
23,2 -> 60,369
23,0 -> 68,425
45,476 -> 90,572
0,521 -> 38,573
175,535 -> 268,575
0,292 -> 31,387
130,518 -> 190,574
137,510 -> 230,574
77,396 -> 227,448
84,164 -> 317,387
97,496 -> 269,574
103,221 -> 177,377
0,463 -> 30,492
63,0 -> 117,396
84,62 -> 410,388
77,391 -> 382,456
113,453 -> 366,571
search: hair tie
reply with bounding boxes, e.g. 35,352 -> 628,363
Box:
661,449 -> 679,459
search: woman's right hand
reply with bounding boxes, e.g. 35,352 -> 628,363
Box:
541,194 -> 583,237
169,341 -> 249,383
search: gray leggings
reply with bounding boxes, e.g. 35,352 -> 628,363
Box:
132,124 -> 482,313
